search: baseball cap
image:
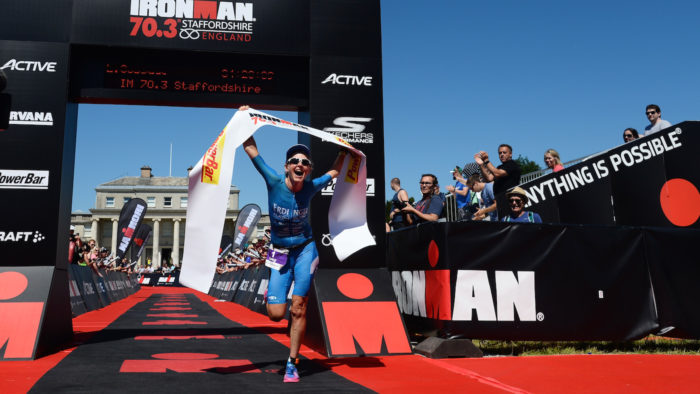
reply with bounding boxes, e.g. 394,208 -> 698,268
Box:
286,144 -> 311,161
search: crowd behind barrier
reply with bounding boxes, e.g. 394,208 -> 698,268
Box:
68,265 -> 140,317
387,103 -> 677,228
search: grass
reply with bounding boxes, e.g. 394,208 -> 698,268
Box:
474,337 -> 700,356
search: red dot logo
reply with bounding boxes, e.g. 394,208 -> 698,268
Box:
0,271 -> 29,300
428,240 -> 439,267
659,178 -> 700,227
336,273 -> 374,300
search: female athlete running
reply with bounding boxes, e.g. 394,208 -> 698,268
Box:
240,106 -> 345,382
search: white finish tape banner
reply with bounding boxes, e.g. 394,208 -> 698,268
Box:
180,108 -> 374,294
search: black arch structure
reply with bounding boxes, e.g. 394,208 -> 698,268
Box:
0,0 -> 392,359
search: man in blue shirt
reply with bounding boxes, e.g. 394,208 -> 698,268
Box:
466,174 -> 498,221
240,106 -> 345,383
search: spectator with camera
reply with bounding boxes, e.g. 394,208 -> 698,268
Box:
446,166 -> 480,220
401,174 -> 444,224
466,174 -> 498,221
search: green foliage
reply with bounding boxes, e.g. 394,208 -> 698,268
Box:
515,154 -> 542,174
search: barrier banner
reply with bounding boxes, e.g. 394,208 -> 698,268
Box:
129,224 -> 151,263
135,272 -> 181,286
115,198 -> 147,260
181,108 -> 374,294
520,122 -> 700,228
67,265 -> 87,316
232,204 -> 262,250
233,268 -> 256,306
91,271 -> 111,308
387,221 -> 659,341
645,227 -> 700,338
250,269 -> 270,314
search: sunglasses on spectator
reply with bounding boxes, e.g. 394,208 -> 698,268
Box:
286,157 -> 312,166
508,198 -> 524,205
646,111 -> 657,115
624,133 -> 634,139
419,182 -> 434,185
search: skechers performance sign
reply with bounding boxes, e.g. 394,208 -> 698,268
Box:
0,170 -> 49,190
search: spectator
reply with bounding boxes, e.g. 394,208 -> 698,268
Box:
474,144 -> 521,196
623,128 -> 639,143
68,226 -> 82,265
401,174 -> 444,224
446,167 -> 470,220
643,104 -> 671,136
544,149 -> 564,173
502,187 -> 542,223
466,174 -> 498,221
388,177 -> 410,230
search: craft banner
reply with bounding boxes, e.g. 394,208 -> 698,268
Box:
181,108 -> 374,294
129,224 -> 152,263
232,204 -> 262,249
115,198 -> 148,260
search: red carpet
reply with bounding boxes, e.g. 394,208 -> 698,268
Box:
3,287 -> 700,393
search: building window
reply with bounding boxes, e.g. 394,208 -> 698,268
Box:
164,197 -> 172,207
147,197 -> 156,207
106,197 -> 114,208
123,197 -> 131,204
180,197 -> 188,208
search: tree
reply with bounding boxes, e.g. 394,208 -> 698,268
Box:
515,155 -> 542,175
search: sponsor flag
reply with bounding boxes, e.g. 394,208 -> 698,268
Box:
219,235 -> 233,259
232,204 -> 262,250
129,223 -> 152,263
115,198 -> 147,260
181,108 -> 374,293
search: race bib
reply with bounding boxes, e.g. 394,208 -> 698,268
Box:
265,246 -> 289,271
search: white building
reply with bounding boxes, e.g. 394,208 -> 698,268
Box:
71,166 -> 268,268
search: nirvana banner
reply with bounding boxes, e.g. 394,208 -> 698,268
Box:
232,204 -> 262,249
115,198 -> 148,260
385,221 -> 700,341
519,122 -> 700,228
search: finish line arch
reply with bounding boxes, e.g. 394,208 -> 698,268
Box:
0,0 -> 391,359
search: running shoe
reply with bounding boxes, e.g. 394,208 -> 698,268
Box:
283,361 -> 299,383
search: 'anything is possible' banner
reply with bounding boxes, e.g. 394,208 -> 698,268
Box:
180,109 -> 374,293
520,122 -> 700,228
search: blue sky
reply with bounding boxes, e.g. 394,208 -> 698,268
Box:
72,1 -> 700,212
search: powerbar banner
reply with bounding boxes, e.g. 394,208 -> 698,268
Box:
181,108 -> 374,294
519,121 -> 700,228
115,198 -> 148,260
387,221 -> 661,341
129,223 -> 152,263
232,203 -> 262,249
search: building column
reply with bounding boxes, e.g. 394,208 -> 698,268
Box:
173,219 -> 181,267
111,218 -> 118,254
152,218 -> 160,269
91,219 -> 99,245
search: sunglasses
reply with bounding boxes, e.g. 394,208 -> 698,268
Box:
508,198 -> 524,205
624,134 -> 634,138
419,182 -> 434,185
286,157 -> 312,166
646,111 -> 657,115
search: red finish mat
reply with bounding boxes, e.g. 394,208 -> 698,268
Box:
3,287 -> 700,393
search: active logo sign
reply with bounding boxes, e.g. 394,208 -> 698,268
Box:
321,73 -> 373,87
323,117 -> 374,144
0,59 -> 57,73
0,170 -> 49,190
129,0 -> 256,42
8,111 -> 54,126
